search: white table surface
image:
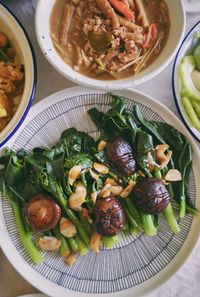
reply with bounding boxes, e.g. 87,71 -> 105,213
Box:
0,1 -> 200,297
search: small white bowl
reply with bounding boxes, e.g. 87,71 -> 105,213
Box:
35,0 -> 186,90
172,20 -> 200,143
0,4 -> 36,147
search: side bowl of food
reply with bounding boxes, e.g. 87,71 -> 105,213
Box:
0,4 -> 36,147
35,0 -> 185,90
172,21 -> 200,142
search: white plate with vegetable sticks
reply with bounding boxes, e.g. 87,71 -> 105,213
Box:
172,20 -> 200,142
0,87 -> 200,297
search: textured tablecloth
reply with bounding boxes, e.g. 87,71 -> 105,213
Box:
0,1 -> 200,297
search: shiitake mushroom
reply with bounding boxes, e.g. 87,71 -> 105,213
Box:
106,137 -> 136,176
94,195 -> 125,236
133,178 -> 170,214
25,194 -> 61,232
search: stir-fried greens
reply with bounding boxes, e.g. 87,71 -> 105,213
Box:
0,94 -> 198,266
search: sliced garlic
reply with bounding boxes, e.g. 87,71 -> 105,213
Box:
164,169 -> 182,181
110,185 -> 123,196
69,191 -> 86,211
38,236 -> 61,251
68,165 -> 82,185
101,189 -> 111,198
91,191 -> 98,204
59,217 -> 77,237
160,150 -> 172,169
89,168 -> 99,180
99,183 -> 111,197
155,144 -> 172,169
97,140 -> 107,152
120,180 -> 136,198
90,233 -> 101,253
93,162 -> 109,174
105,178 -> 119,186
75,181 -> 87,193
65,253 -> 77,266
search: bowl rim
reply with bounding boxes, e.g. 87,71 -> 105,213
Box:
0,3 -> 37,147
172,20 -> 200,143
35,0 -> 186,90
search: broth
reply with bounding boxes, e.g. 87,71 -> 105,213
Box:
50,0 -> 170,80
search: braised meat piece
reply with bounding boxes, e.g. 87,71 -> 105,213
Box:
106,137 -> 136,176
25,194 -> 61,232
94,195 -> 125,236
133,178 -> 170,214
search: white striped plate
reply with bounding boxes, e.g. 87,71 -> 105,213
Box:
0,87 -> 200,297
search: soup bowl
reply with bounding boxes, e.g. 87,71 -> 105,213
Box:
35,0 -> 185,90
0,4 -> 36,147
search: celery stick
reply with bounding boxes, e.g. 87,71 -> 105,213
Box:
140,212 -> 157,236
75,234 -> 89,256
68,237 -> 79,253
54,228 -> 71,257
101,235 -> 119,248
163,202 -> 180,234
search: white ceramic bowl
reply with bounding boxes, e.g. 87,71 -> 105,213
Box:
35,0 -> 185,90
172,20 -> 200,143
0,4 -> 36,147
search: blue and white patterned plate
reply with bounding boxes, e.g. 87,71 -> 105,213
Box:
0,87 -> 200,297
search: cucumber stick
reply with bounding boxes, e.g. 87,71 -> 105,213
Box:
193,44 -> 200,71
179,56 -> 200,101
181,96 -> 200,131
192,100 -> 200,117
